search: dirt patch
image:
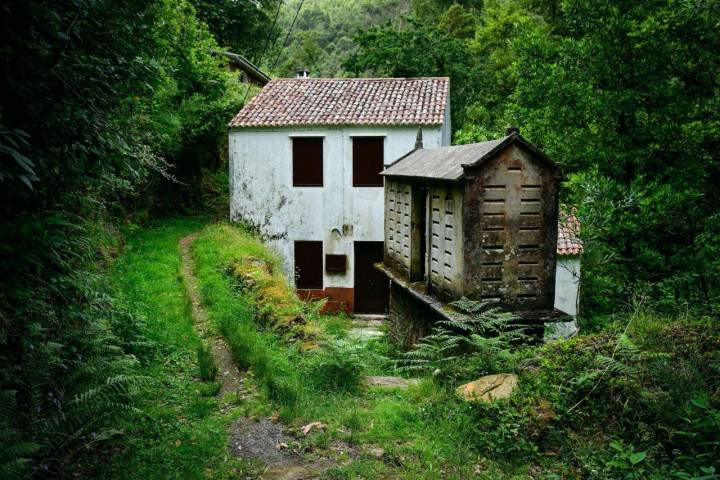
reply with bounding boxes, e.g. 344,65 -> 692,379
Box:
228,417 -> 299,466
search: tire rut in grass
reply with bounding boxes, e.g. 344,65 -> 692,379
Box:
179,233 -> 333,479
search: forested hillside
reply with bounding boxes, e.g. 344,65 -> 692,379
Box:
1,0 -> 718,478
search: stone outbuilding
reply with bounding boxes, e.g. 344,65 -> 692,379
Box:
377,128 -> 580,345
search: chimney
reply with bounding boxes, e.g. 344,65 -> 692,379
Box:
295,69 -> 310,78
505,125 -> 520,136
415,128 -> 423,149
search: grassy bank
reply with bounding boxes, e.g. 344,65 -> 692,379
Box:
191,223 -> 531,479
94,218 -> 247,479
191,223 -> 720,479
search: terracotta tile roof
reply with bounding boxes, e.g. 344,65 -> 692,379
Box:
557,208 -> 583,255
229,77 -> 449,128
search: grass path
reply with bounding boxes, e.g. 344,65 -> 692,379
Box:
98,219 -> 524,479
180,233 -> 334,479
179,233 -> 243,397
96,218 -> 252,480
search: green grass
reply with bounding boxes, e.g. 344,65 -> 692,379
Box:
90,219 -> 717,479
93,218 -> 251,480
190,223 -> 528,479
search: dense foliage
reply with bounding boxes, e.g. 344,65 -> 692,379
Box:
1,0 -> 718,477
0,0 -> 272,476
343,0 -> 720,319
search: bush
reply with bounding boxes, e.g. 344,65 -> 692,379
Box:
397,298 -> 527,382
303,339 -> 369,391
196,342 -> 218,382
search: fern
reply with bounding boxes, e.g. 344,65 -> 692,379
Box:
398,299 -> 528,379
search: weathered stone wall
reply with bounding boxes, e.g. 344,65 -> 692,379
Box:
462,143 -> 558,310
428,183 -> 464,301
387,282 -> 443,350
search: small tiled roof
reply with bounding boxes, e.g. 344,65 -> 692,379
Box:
558,209 -> 583,255
383,131 -> 556,181
229,77 -> 449,128
383,136 -> 508,180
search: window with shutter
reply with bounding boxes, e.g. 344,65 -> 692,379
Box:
293,137 -> 323,186
353,137 -> 384,187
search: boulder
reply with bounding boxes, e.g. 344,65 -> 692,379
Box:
544,320 -> 579,342
455,374 -> 518,402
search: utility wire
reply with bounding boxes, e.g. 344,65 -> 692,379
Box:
241,0 -> 284,106
257,0 -> 283,66
270,0 -> 305,72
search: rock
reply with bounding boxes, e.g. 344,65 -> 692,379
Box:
260,465 -> 323,480
364,376 -> 420,389
455,374 -> 518,402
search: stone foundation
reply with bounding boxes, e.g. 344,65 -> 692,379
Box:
387,282 -> 444,350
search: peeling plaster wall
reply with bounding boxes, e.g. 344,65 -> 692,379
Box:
229,125 -> 447,289
554,256 -> 580,316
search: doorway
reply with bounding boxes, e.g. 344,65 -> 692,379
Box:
353,241 -> 389,313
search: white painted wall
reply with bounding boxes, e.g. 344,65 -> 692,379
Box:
229,124 -> 448,289
554,256 -> 581,316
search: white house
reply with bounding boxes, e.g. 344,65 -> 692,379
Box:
555,211 -> 583,316
228,77 -> 452,313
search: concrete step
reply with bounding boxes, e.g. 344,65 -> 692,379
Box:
351,314 -> 387,329
348,327 -> 385,341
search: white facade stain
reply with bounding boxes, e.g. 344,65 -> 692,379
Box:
229,125 -> 448,289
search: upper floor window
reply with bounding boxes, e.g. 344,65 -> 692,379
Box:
353,137 -> 384,187
293,137 -> 323,186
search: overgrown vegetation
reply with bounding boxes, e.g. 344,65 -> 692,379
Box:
0,1 -> 275,475
2,0 -> 718,477
190,223 -> 719,479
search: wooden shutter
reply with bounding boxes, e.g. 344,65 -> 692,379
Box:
293,138 -> 323,186
294,241 -> 323,289
353,137 -> 384,187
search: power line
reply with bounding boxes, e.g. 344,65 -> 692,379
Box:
270,0 -> 305,72
242,0 -> 284,106
257,0 -> 283,66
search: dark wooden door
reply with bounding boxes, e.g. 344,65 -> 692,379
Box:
354,241 -> 389,313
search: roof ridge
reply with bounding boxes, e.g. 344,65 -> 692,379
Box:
229,76 -> 449,128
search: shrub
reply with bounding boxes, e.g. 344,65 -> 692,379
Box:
304,339 -> 369,391
397,298 -> 527,381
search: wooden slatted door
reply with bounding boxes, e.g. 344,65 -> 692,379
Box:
354,241 -> 389,313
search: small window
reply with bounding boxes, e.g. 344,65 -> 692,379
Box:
293,137 -> 323,186
294,241 -> 323,289
353,137 -> 384,187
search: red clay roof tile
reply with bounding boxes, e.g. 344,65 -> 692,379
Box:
229,77 -> 449,128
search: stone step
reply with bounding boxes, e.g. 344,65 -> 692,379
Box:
363,375 -> 420,389
348,327 -> 384,341
351,313 -> 387,329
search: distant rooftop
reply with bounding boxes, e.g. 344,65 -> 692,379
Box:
229,77 -> 449,128
557,209 -> 583,255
